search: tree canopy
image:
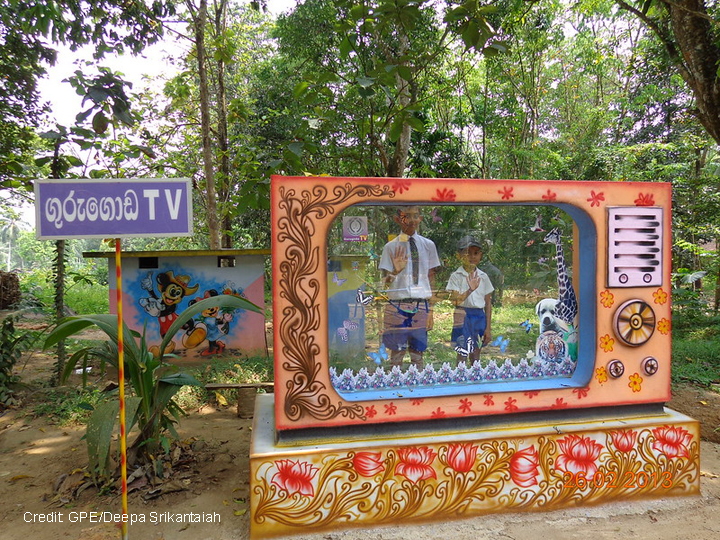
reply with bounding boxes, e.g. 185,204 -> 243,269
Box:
0,0 -> 718,306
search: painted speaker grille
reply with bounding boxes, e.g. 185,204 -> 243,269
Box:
607,207 -> 663,287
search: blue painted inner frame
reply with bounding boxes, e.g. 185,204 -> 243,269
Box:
329,202 -> 598,402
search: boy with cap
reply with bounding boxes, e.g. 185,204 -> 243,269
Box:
446,235 -> 494,363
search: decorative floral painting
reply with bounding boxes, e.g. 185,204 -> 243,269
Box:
251,418 -> 699,537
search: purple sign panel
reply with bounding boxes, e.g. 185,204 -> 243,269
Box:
35,178 -> 193,239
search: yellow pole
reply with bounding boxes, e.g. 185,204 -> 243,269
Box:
115,239 -> 128,539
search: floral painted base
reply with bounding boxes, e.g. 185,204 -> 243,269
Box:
250,395 -> 699,538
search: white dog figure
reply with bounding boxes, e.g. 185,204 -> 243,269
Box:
535,298 -> 570,335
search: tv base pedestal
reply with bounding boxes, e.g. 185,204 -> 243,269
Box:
249,394 -> 699,538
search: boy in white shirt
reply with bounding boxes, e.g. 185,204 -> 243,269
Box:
379,206 -> 441,369
446,235 -> 494,363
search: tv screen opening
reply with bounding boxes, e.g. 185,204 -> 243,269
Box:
326,203 -> 597,401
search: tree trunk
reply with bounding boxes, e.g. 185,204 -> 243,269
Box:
189,0 -> 221,249
668,0 -> 720,144
214,0 -> 232,248
616,0 -> 720,145
387,33 -> 411,178
52,239 -> 66,385
50,142 -> 66,386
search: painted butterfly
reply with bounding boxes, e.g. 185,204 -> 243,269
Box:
520,319 -> 534,333
336,320 -> 358,342
491,335 -> 510,353
332,272 -> 347,286
343,319 -> 358,331
356,288 -> 374,306
454,336 -> 475,357
367,343 -> 389,365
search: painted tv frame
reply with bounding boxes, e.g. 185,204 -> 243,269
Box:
271,176 -> 671,434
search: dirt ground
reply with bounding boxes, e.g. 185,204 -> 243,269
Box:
1,321 -> 719,540
0,384 -> 717,540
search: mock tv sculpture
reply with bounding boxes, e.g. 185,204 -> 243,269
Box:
249,176 -> 699,538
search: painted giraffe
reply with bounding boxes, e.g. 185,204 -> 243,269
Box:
544,228 -> 578,325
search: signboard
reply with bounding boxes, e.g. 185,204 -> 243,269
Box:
342,216 -> 368,241
35,178 -> 193,239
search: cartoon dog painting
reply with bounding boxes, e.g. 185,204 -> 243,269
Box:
139,270 -> 199,357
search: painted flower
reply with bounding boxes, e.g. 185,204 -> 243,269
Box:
599,334 -> 615,352
509,446 -> 540,487
446,443 -> 478,473
271,459 -> 319,497
432,188 -> 456,202
611,430 -> 638,453
555,435 -> 603,477
653,288 -> 668,305
459,398 -> 473,413
573,387 -> 589,399
353,451 -> 385,477
587,190 -> 605,207
499,186 -> 514,200
431,407 -> 446,418
652,426 -> 692,459
551,398 -> 568,409
504,397 -> 518,412
635,193 -> 655,206
366,405 -> 377,418
384,402 -> 397,415
595,366 -> 608,384
657,318 -> 671,335
484,394 -> 494,406
600,290 -> 614,308
524,390 -> 540,399
628,372 -> 643,393
392,179 -> 412,194
396,447 -> 438,483
542,189 -> 557,201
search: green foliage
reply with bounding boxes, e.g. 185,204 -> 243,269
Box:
0,315 -> 36,408
672,340 -> 720,387
44,294 -> 261,484
31,387 -> 107,425
671,306 -> 720,387
175,356 -> 274,410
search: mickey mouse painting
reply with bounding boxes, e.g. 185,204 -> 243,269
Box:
139,270 -> 199,357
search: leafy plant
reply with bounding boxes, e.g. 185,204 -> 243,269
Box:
0,315 -> 36,408
44,294 -> 261,484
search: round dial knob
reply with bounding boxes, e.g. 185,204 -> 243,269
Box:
613,299 -> 656,346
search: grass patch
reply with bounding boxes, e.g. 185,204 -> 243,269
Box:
672,339 -> 720,388
175,356 -> 274,410
670,309 -> 720,388
65,282 -> 109,315
31,387 -> 107,425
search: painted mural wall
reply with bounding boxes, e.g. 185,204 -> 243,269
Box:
106,252 -> 267,359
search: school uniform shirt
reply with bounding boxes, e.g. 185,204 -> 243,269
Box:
446,266 -> 494,308
379,233 -> 440,300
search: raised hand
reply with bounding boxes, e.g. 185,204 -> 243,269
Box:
466,270 -> 480,292
391,244 -> 408,274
